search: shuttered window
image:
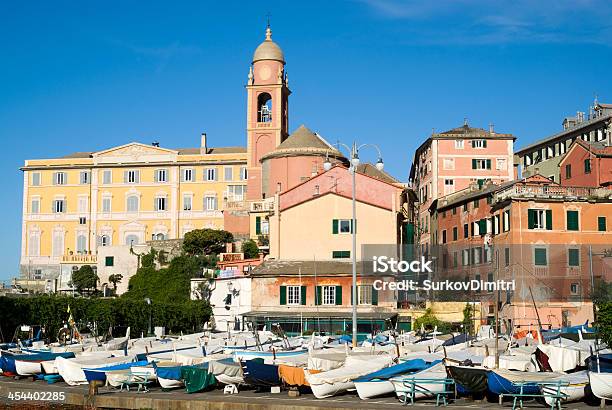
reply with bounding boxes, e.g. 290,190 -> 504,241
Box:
332,250 -> 350,259
534,248 -> 547,266
568,249 -> 580,267
255,216 -> 261,235
566,211 -> 579,231
598,217 -> 607,232
584,159 -> 591,174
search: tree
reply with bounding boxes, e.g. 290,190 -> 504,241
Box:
241,239 -> 259,259
462,303 -> 475,335
414,308 -> 453,334
183,229 -> 234,256
108,274 -> 123,291
597,301 -> 612,347
71,265 -> 98,293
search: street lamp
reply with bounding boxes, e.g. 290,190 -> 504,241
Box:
323,142 -> 384,347
144,297 -> 152,337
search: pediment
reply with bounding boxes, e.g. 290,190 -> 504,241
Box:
93,142 -> 178,164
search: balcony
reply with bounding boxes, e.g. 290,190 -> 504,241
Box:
250,198 -> 275,212
61,254 -> 97,264
495,185 -> 608,202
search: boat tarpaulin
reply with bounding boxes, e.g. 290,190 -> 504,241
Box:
209,358 -> 242,378
156,365 -> 182,381
447,366 -> 489,393
83,360 -> 149,383
243,359 -> 280,386
278,364 -> 312,386
354,359 -> 435,382
536,345 -> 579,372
180,364 -> 216,394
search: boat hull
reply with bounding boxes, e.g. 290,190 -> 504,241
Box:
589,372 -> 612,400
15,360 -> 43,376
158,376 -> 184,389
355,380 -> 394,399
310,380 -> 354,399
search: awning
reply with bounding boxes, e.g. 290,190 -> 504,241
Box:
242,310 -> 397,321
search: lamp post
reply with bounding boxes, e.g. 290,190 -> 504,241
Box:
324,142 -> 384,347
144,297 -> 152,337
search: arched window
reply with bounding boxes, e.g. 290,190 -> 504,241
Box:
125,234 -> 139,246
257,93 -> 272,122
152,233 -> 166,241
100,235 -> 110,247
76,234 -> 87,253
126,195 -> 139,213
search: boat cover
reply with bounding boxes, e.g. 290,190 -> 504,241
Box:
243,359 -> 281,386
536,345 -> 579,372
156,365 -> 183,380
447,366 -> 489,393
209,358 -> 242,378
278,364 -> 312,386
305,355 -> 394,385
354,359 -> 435,382
181,364 -> 216,393
83,360 -> 149,383
1,352 -> 75,374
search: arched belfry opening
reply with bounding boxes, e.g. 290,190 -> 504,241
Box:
257,92 -> 272,123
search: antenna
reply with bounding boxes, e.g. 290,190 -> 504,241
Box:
266,12 -> 271,28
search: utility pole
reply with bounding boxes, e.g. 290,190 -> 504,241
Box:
494,249 -> 499,369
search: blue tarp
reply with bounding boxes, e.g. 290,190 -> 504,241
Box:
83,360 -> 146,383
442,334 -> 473,346
587,354 -> 612,373
244,358 -> 280,386
354,359 -> 439,382
156,365 -> 183,381
0,352 -> 75,374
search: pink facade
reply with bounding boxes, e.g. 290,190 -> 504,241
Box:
262,155 -> 337,199
559,140 -> 612,188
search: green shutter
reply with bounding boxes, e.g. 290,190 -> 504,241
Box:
315,286 -> 322,305
255,216 -> 261,235
585,159 -> 591,173
471,222 -> 474,237
568,249 -> 579,267
486,159 -> 492,169
371,286 -> 378,305
483,140 -> 487,148
479,219 -> 486,235
534,248 -> 547,266
301,286 -> 307,305
279,286 -> 287,305
332,219 -> 339,234
335,286 -> 342,305
472,159 -> 477,169
545,209 -> 552,230
528,209 -> 535,229
598,217 -> 607,232
567,211 -> 579,231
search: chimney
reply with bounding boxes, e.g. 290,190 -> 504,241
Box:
200,133 -> 208,155
152,141 -> 160,147
489,123 -> 495,134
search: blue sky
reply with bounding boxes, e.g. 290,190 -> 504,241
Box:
1,1 -> 611,281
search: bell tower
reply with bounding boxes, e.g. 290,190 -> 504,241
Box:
246,25 -> 290,200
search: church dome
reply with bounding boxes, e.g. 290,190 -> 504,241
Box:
253,26 -> 285,63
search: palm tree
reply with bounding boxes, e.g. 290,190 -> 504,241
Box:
108,274 -> 123,292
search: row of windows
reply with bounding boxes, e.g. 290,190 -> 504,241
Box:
441,210 -> 511,243
564,159 -> 592,179
527,209 -> 606,232
523,130 -> 606,167
442,158 -> 507,171
30,167 -> 248,186
441,195 -> 493,218
278,284 -> 378,306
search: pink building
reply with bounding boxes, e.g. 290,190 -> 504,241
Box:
559,139 -> 612,188
409,122 -> 515,250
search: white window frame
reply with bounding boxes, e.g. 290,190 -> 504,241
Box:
240,167 -> 248,181
496,158 -> 507,170
287,285 -> 301,305
358,285 -> 372,305
155,196 -> 167,211
322,285 -> 336,305
182,168 -> 194,182
224,167 -> 233,181
53,199 -> 66,213
54,172 -> 67,185
76,234 -> 87,253
79,171 -> 90,185
126,170 -> 139,184
443,158 -> 455,170
31,198 -> 40,214
126,195 -> 139,213
444,179 -> 454,195
474,159 -> 488,170
503,210 -> 510,232
100,235 -> 110,247
455,140 -> 464,149
338,219 -> 351,234
205,168 -> 217,181
78,196 -> 88,213
533,209 -> 546,230
102,170 -> 112,185
183,194 -> 193,211
31,172 -> 41,186
102,197 -> 112,213
204,195 -> 217,211
473,139 -> 486,149
155,169 -> 168,183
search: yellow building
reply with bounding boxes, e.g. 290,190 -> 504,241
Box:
20,135 -> 247,282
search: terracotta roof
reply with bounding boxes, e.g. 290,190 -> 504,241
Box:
251,260 -> 354,277
260,124 -> 344,161
176,146 -> 246,155
355,163 -> 399,184
573,139 -> 612,157
436,122 -> 514,139
61,152 -> 93,159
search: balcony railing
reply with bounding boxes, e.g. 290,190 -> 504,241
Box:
495,184 -> 606,202
61,254 -> 97,264
250,198 -> 275,212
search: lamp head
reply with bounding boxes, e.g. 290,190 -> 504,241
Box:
375,157 -> 384,171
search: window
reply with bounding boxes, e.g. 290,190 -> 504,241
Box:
584,159 -> 591,174
472,159 -> 492,170
105,256 -> 114,267
333,219 -> 353,234
224,167 -> 233,181
76,234 -> 87,253
31,199 -> 40,214
453,252 -> 458,268
568,248 -> 580,267
100,235 -> 110,247
152,233 -> 166,241
227,185 -> 246,201
494,215 -> 500,234
332,250 -> 350,258
463,223 -> 469,238
598,216 -> 607,232
28,232 -> 40,256
183,195 -> 192,211
528,209 -> 551,230
496,158 -> 507,170
124,170 -> 140,183
155,197 -> 167,211
503,210 -> 510,232
78,197 -> 88,213
102,170 -> 112,184
31,172 -> 40,186
102,197 -> 111,213
570,283 -> 580,295
155,169 -> 168,183
287,285 -> 301,305
441,230 -> 447,244
240,167 -> 248,181
462,249 -> 470,266
566,210 -> 579,231
358,285 -> 374,305
125,234 -> 139,245
79,217 -> 86,225
565,164 -> 572,179
204,195 -> 217,211
534,248 -> 547,266
472,139 -> 487,148
79,171 -> 90,184
472,247 -> 482,264
126,195 -> 139,212
474,199 -> 479,209
443,158 -> 455,170
54,172 -> 67,185
205,168 -> 217,181
53,199 -> 66,213
504,247 -> 510,267
463,203 -> 468,212
182,168 -> 194,182
444,179 -> 454,194
455,140 -> 464,149
452,227 -> 458,241
452,207 -> 457,215
323,286 -> 337,305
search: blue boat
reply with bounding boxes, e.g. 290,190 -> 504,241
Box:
0,352 -> 74,375
487,370 -> 539,395
83,360 -> 149,383
242,358 -> 280,388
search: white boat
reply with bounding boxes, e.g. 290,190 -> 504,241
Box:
106,367 -> 157,388
209,358 -> 244,385
41,360 -> 58,374
390,362 -> 449,402
55,355 -> 134,386
14,359 -> 43,376
544,370 -> 588,405
354,359 -> 436,400
305,355 -> 394,399
589,371 -> 612,400
232,348 -> 307,362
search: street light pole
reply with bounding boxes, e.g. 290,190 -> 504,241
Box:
325,142 -> 384,347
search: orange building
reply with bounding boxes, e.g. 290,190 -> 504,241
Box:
559,139 -> 612,188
